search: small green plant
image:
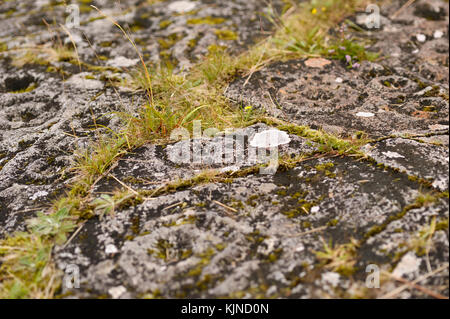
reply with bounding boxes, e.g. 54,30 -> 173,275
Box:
26,208 -> 77,245
326,38 -> 378,68
91,192 -> 136,218
315,237 -> 359,276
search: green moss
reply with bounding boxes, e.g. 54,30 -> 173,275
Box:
215,243 -> 226,251
159,20 -> 172,29
214,29 -> 238,41
187,16 -> 226,25
158,33 -> 183,50
364,192 -> 440,241
99,41 -> 113,48
267,248 -> 283,263
327,219 -> 339,227
435,219 -> 449,231
277,189 -> 287,196
130,215 -> 141,235
246,194 -> 259,207
423,86 -> 440,97
422,105 -> 437,112
302,221 -> 312,228
422,85 -> 449,101
187,37 -> 198,49
187,247 -> 216,277
315,162 -> 336,178
0,41 -> 7,52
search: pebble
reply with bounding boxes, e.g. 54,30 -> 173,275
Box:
433,30 -> 443,39
108,286 -> 127,299
355,112 -> 375,118
168,1 -> 196,13
105,244 -> 118,255
416,34 -> 426,42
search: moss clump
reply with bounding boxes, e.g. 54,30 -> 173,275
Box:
159,20 -> 172,29
214,29 -> 238,41
315,238 -> 359,277
187,37 -> 198,49
187,17 -> 226,25
267,248 -> 283,263
327,219 -> 339,227
0,41 -> 7,52
187,248 -> 216,277
302,221 -> 312,228
315,162 -> 336,178
422,105 -> 437,112
246,194 -> 259,207
99,41 -> 113,48
435,219 -> 449,231
422,85 -> 449,101
157,33 -> 183,50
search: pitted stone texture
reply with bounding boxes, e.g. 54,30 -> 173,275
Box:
0,61 -> 146,237
226,58 -> 449,138
362,138 -> 449,191
226,0 -> 449,138
0,0 -> 284,71
55,156 -> 447,298
369,0 -> 449,85
93,123 -> 318,193
166,123 -> 317,169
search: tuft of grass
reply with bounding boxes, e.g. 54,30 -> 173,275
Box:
91,191 -> 139,219
73,136 -> 129,177
0,233 -> 61,299
26,208 -> 77,246
315,237 -> 359,276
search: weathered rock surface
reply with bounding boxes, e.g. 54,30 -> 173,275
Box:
226,0 -> 449,138
0,0 -> 448,299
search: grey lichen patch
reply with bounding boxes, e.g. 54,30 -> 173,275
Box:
362,137 -> 449,191
53,153 -> 437,298
1,0 -> 449,299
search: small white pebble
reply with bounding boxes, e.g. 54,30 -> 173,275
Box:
335,77 -> 343,83
433,30 -> 444,39
105,244 -> 118,255
108,286 -> 127,299
168,1 -> 196,13
416,34 -> 426,42
356,112 -> 375,118
310,206 -> 320,213
412,49 -> 419,54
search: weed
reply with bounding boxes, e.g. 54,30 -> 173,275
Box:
315,237 -> 359,276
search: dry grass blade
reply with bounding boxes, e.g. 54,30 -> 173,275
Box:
379,263 -> 449,299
